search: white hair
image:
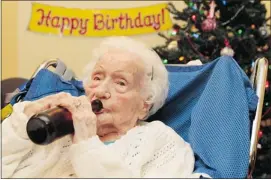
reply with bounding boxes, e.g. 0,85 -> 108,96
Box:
82,36 -> 169,119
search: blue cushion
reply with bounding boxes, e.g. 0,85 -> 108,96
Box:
23,69 -> 85,101
147,56 -> 258,178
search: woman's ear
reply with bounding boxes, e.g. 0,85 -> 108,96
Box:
138,101 -> 152,120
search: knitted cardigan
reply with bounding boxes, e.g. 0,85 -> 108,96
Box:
2,101 -> 205,178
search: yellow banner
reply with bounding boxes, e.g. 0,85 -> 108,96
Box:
28,3 -> 173,37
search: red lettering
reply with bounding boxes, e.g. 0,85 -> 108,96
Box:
70,18 -> 79,34
51,16 -> 60,28
94,14 -> 104,30
134,12 -> 143,28
111,18 -> 118,29
124,13 -> 134,29
60,17 -> 70,33
118,14 -> 125,29
37,9 -> 51,27
144,16 -> 152,27
152,14 -> 160,30
79,19 -> 89,35
105,15 -> 112,30
161,8 -> 165,24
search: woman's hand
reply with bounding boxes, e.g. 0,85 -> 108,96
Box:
24,92 -> 97,143
24,94 -> 60,118
67,95 -> 97,144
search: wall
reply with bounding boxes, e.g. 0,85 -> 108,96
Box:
16,1 -> 186,79
2,1 -> 271,80
2,2 -> 18,79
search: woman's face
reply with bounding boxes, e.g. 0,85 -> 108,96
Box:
84,49 -> 150,141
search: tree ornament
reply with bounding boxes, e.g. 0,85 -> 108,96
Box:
221,46 -> 235,56
259,24 -> 271,38
220,39 -> 235,57
201,1 -> 217,32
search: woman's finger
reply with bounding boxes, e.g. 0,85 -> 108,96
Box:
24,92 -> 73,118
71,96 -> 97,143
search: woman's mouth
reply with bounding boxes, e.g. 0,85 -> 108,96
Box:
95,109 -> 108,115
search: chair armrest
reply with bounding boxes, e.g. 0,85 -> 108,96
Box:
248,57 -> 269,177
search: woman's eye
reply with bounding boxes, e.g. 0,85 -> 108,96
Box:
117,81 -> 126,86
93,76 -> 101,81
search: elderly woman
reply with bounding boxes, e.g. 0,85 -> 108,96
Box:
2,36 -> 195,178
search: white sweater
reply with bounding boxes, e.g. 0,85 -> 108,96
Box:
2,101 -> 201,178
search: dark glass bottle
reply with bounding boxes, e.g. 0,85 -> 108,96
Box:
26,99 -> 103,145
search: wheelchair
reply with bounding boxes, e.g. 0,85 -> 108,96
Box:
1,56 -> 269,178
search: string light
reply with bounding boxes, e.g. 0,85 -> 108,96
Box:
179,56 -> 185,61
251,24 -> 255,29
192,4 -> 197,10
163,59 -> 168,64
189,2 -> 194,7
192,33 -> 200,39
227,32 -> 234,37
171,30 -> 177,36
237,29 -> 243,35
192,15 -> 197,22
168,29 -> 177,36
258,131 -> 263,138
266,81 -> 270,89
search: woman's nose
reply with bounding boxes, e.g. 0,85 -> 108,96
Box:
95,91 -> 111,99
94,82 -> 111,99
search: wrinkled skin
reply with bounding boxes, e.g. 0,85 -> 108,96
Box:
24,49 -> 151,143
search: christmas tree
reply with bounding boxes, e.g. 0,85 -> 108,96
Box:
153,0 -> 271,178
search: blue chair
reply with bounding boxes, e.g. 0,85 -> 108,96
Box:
147,56 -> 268,178
1,56 -> 268,178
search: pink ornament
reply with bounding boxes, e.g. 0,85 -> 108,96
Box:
201,19 -> 217,32
201,1 -> 217,32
